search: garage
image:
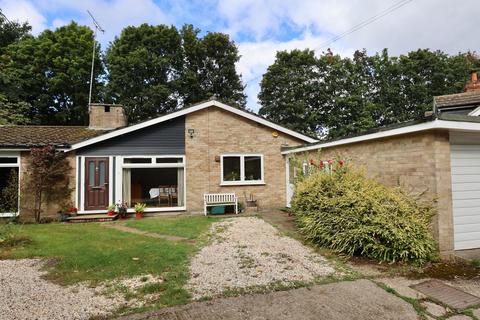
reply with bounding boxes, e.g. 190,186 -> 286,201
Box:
450,144 -> 480,250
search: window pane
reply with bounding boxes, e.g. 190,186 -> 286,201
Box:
0,158 -> 17,164
245,156 -> 262,181
0,167 -> 19,213
156,158 -> 183,163
223,156 -> 241,181
123,158 -> 152,164
88,162 -> 95,187
99,161 -> 106,185
125,168 -> 181,208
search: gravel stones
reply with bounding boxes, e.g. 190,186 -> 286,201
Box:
187,217 -> 335,299
0,259 -> 123,320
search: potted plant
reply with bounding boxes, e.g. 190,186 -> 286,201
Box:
58,210 -> 70,222
238,201 -> 245,213
116,202 -> 128,219
107,204 -> 116,216
69,207 -> 78,216
134,203 -> 146,219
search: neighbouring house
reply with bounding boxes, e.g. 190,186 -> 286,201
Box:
283,70 -> 480,256
0,99 -> 315,220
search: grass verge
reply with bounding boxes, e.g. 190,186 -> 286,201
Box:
125,216 -> 220,239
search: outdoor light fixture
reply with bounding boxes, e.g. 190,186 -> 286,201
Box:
188,128 -> 195,138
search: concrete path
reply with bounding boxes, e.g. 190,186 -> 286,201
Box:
118,279 -> 419,320
103,223 -> 193,243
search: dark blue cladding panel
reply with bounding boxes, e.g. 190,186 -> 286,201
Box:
77,116 -> 185,155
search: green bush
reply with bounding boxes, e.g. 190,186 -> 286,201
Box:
291,165 -> 437,264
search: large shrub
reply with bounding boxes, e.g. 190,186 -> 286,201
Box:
291,163 -> 437,264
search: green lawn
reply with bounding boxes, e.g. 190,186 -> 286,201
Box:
125,215 -> 219,239
0,218 -> 214,309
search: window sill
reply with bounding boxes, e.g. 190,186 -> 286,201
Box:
220,181 -> 265,186
0,212 -> 19,218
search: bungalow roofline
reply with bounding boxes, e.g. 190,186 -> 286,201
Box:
282,118 -> 480,155
67,100 -> 318,152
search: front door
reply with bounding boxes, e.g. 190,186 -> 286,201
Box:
85,157 -> 109,211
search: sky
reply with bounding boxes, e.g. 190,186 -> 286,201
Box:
1,0 -> 479,111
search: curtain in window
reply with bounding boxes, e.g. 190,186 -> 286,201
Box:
177,168 -> 184,207
122,169 -> 131,206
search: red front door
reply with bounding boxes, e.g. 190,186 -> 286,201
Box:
85,157 -> 109,211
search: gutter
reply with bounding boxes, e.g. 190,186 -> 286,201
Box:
282,118 -> 480,155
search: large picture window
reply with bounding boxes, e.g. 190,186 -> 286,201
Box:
122,156 -> 185,209
0,156 -> 19,216
221,154 -> 264,185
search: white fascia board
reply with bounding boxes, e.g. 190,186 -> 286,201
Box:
68,101 -> 317,152
282,119 -> 480,155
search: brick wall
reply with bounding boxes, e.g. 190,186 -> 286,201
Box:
19,151 -> 77,220
298,130 -> 454,254
89,104 -> 127,130
185,107 -> 304,212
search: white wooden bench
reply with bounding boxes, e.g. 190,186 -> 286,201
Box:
204,193 -> 238,216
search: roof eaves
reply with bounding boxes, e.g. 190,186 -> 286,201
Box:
68,100 -> 317,152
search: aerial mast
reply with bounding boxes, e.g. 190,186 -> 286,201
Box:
87,10 -> 105,110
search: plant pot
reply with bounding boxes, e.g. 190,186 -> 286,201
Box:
58,213 -> 70,222
107,211 -> 115,216
135,212 -> 143,219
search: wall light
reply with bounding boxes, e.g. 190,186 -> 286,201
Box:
188,128 -> 195,138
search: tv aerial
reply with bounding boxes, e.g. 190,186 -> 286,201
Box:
87,10 -> 105,108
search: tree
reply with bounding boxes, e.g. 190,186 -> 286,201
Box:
259,48 -> 480,139
106,24 -> 246,123
23,146 -> 71,223
105,24 -> 183,123
259,49 -> 325,136
1,22 -> 104,125
0,10 -> 31,54
194,31 -> 246,108
0,94 -> 31,125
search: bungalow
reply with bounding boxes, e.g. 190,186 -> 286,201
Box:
283,70 -> 480,256
0,99 -> 315,219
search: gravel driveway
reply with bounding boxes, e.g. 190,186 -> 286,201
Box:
187,217 -> 335,299
0,259 -> 123,320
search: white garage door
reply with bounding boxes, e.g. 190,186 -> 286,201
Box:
451,144 -> 480,250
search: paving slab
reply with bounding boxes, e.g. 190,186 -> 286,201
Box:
377,277 -> 427,299
446,315 -> 472,320
412,280 -> 480,310
118,279 -> 418,320
421,301 -> 447,317
472,308 -> 480,318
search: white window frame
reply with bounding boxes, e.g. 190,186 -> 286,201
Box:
220,154 -> 265,186
77,155 -> 186,214
119,155 -> 186,213
0,153 -> 20,217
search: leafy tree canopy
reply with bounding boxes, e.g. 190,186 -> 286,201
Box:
0,10 -> 31,54
105,23 -> 246,123
259,48 -> 480,139
1,22 -> 103,125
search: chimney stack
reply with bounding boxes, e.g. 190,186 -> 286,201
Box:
89,103 -> 127,130
464,70 -> 480,92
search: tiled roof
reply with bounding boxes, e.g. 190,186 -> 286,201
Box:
434,91 -> 480,108
0,126 -> 106,148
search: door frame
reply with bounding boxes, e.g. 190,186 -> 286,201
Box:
285,156 -> 294,207
77,156 -> 114,213
84,157 -> 110,211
